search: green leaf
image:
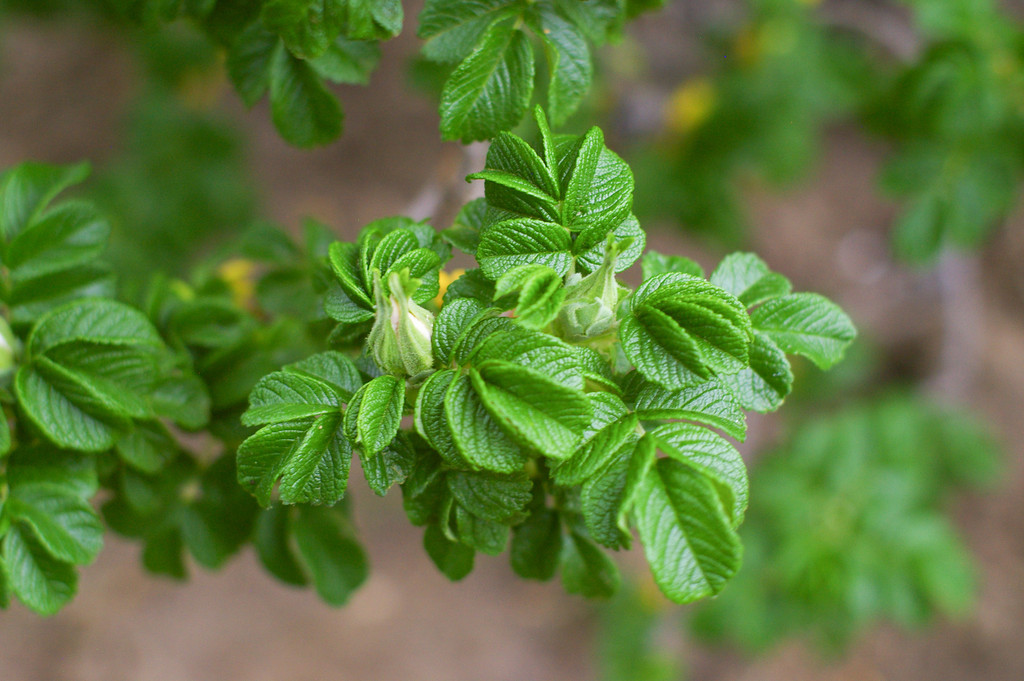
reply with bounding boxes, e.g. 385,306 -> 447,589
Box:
424,522 -> 475,580
444,373 -> 527,473
8,265 -> 115,328
561,530 -> 620,598
236,412 -> 351,507
477,218 -> 572,280
454,505 -> 510,555
345,375 -> 404,455
309,37 -> 381,85
254,507 -> 308,586
574,215 -> 645,274
15,362 -> 128,452
651,423 -> 748,527
0,409 -> 9,458
622,274 -> 752,389
0,161 -> 89,243
291,506 -> 367,606
471,325 -> 583,390
631,379 -> 746,441
439,19 -> 535,142
418,0 -> 516,62
242,370 -> 344,426
115,421 -> 178,473
5,446 -> 98,499
414,369 -> 466,466
151,374 -> 211,430
642,251 -> 704,280
633,458 -> 741,604
432,299 -> 487,366
7,485 -> 104,565
261,0 -> 342,60
493,264 -> 566,329
750,293 -> 856,370
716,331 -> 793,413
561,127 -> 634,232
269,43 -> 343,147
6,201 -> 110,283
285,351 -> 363,399
581,455 -> 633,549
710,252 -> 792,308
510,506 -> 562,580
359,432 -> 415,496
442,198 -> 488,254
471,360 -> 591,459
28,299 -> 163,356
226,22 -> 279,106
4,525 -> 77,616
535,7 -> 592,125
447,469 -> 531,523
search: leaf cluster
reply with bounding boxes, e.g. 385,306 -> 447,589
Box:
236,109 -> 856,605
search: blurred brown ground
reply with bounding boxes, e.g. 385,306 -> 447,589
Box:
1,6 -> 1023,681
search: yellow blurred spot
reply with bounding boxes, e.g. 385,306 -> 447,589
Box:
218,258 -> 257,310
178,55 -> 227,111
434,269 -> 466,308
169,279 -> 195,302
664,78 -> 716,135
735,26 -> 761,65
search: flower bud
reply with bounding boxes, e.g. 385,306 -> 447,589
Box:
556,238 -> 628,342
0,317 -> 20,375
368,269 -> 435,379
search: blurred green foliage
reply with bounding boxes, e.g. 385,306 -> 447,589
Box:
631,0 -> 1024,260
689,393 -> 1000,653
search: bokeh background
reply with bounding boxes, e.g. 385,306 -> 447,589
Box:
1,1 -> 1023,679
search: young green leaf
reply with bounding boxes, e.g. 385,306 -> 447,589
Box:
716,332 -> 794,413
710,252 -> 792,308
3,525 -> 77,616
630,378 -> 747,441
291,506 -> 368,606
439,19 -> 535,142
345,375 -> 405,456
236,412 -> 351,507
444,374 -> 527,473
0,160 -> 90,242
534,7 -> 592,125
476,218 -> 573,279
6,485 -> 104,565
424,523 -> 475,580
633,458 -> 741,603
269,43 -> 343,147
750,292 -> 856,370
447,469 -> 532,524
651,423 -> 748,527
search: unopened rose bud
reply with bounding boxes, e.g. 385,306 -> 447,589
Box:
556,238 -> 628,342
368,269 -> 435,379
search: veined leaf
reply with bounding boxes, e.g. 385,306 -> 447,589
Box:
444,373 -> 527,473
4,525 -> 77,616
535,7 -> 592,125
471,325 -> 584,390
633,458 -> 741,603
28,299 -> 163,357
291,506 -> 367,606
642,251 -> 705,281
0,161 -> 89,243
237,412 -> 351,507
7,484 -> 104,565
560,127 -> 634,232
561,530 -> 620,598
345,375 -> 404,456
631,378 -> 746,441
751,293 -> 856,370
710,252 -> 791,308
439,19 -> 535,142
269,42 -> 343,147
651,423 -> 748,526
493,264 -> 566,330
414,369 -> 466,466
418,0 -> 517,62
6,201 -> 109,284
716,331 -> 793,413
432,298 -> 487,366
447,469 -> 531,524
424,523 -> 475,580
242,370 -> 344,426
477,218 -> 572,279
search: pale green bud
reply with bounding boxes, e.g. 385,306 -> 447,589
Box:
368,269 -> 435,379
0,317 -> 20,374
556,238 -> 627,342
